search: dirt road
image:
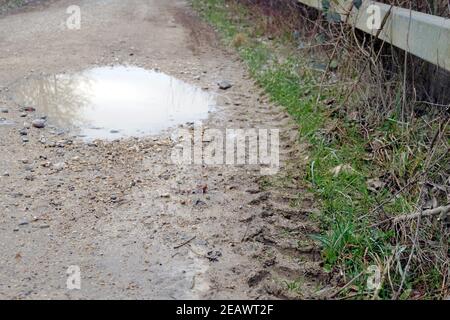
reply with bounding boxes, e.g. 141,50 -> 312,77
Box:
0,0 -> 325,299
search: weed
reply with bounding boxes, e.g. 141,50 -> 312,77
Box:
192,0 -> 449,299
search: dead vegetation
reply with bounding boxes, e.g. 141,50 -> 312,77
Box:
195,0 -> 449,298
245,0 -> 449,299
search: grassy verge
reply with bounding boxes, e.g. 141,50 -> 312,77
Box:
0,0 -> 30,13
192,0 -> 449,299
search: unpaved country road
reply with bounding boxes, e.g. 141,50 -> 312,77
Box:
0,0 -> 325,299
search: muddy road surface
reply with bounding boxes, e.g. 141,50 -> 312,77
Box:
0,0 -> 326,299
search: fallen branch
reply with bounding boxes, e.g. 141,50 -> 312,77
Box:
393,205 -> 450,224
173,236 -> 196,249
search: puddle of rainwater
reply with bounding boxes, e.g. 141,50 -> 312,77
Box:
11,66 -> 216,140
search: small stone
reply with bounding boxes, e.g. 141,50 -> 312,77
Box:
110,129 -> 120,134
194,199 -> 206,206
41,161 -> 51,168
2,172 -> 9,177
206,250 -> 222,262
32,119 -> 46,129
20,113 -> 27,118
18,220 -> 29,226
19,129 -> 28,136
23,107 -> 36,112
39,224 -> 50,229
218,80 -> 232,90
22,137 -> 29,143
52,162 -> 66,171
0,108 -> 8,113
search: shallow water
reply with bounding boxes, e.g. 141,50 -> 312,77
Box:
12,66 -> 215,140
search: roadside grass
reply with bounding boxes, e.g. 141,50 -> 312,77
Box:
192,0 -> 448,299
0,0 -> 27,11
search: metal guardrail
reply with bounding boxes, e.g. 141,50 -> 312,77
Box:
297,0 -> 450,72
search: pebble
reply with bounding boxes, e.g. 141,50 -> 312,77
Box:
18,220 -> 29,226
2,172 -> 9,177
19,129 -> 28,136
23,107 -> 36,112
194,199 -> 206,206
22,137 -> 29,143
41,161 -> 51,168
32,119 -> 46,128
206,250 -> 222,262
0,108 -> 8,113
53,162 -> 66,171
218,80 -> 232,90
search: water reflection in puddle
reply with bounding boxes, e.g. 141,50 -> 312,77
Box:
12,66 -> 215,140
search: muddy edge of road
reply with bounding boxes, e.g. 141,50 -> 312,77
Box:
0,0 -> 330,299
